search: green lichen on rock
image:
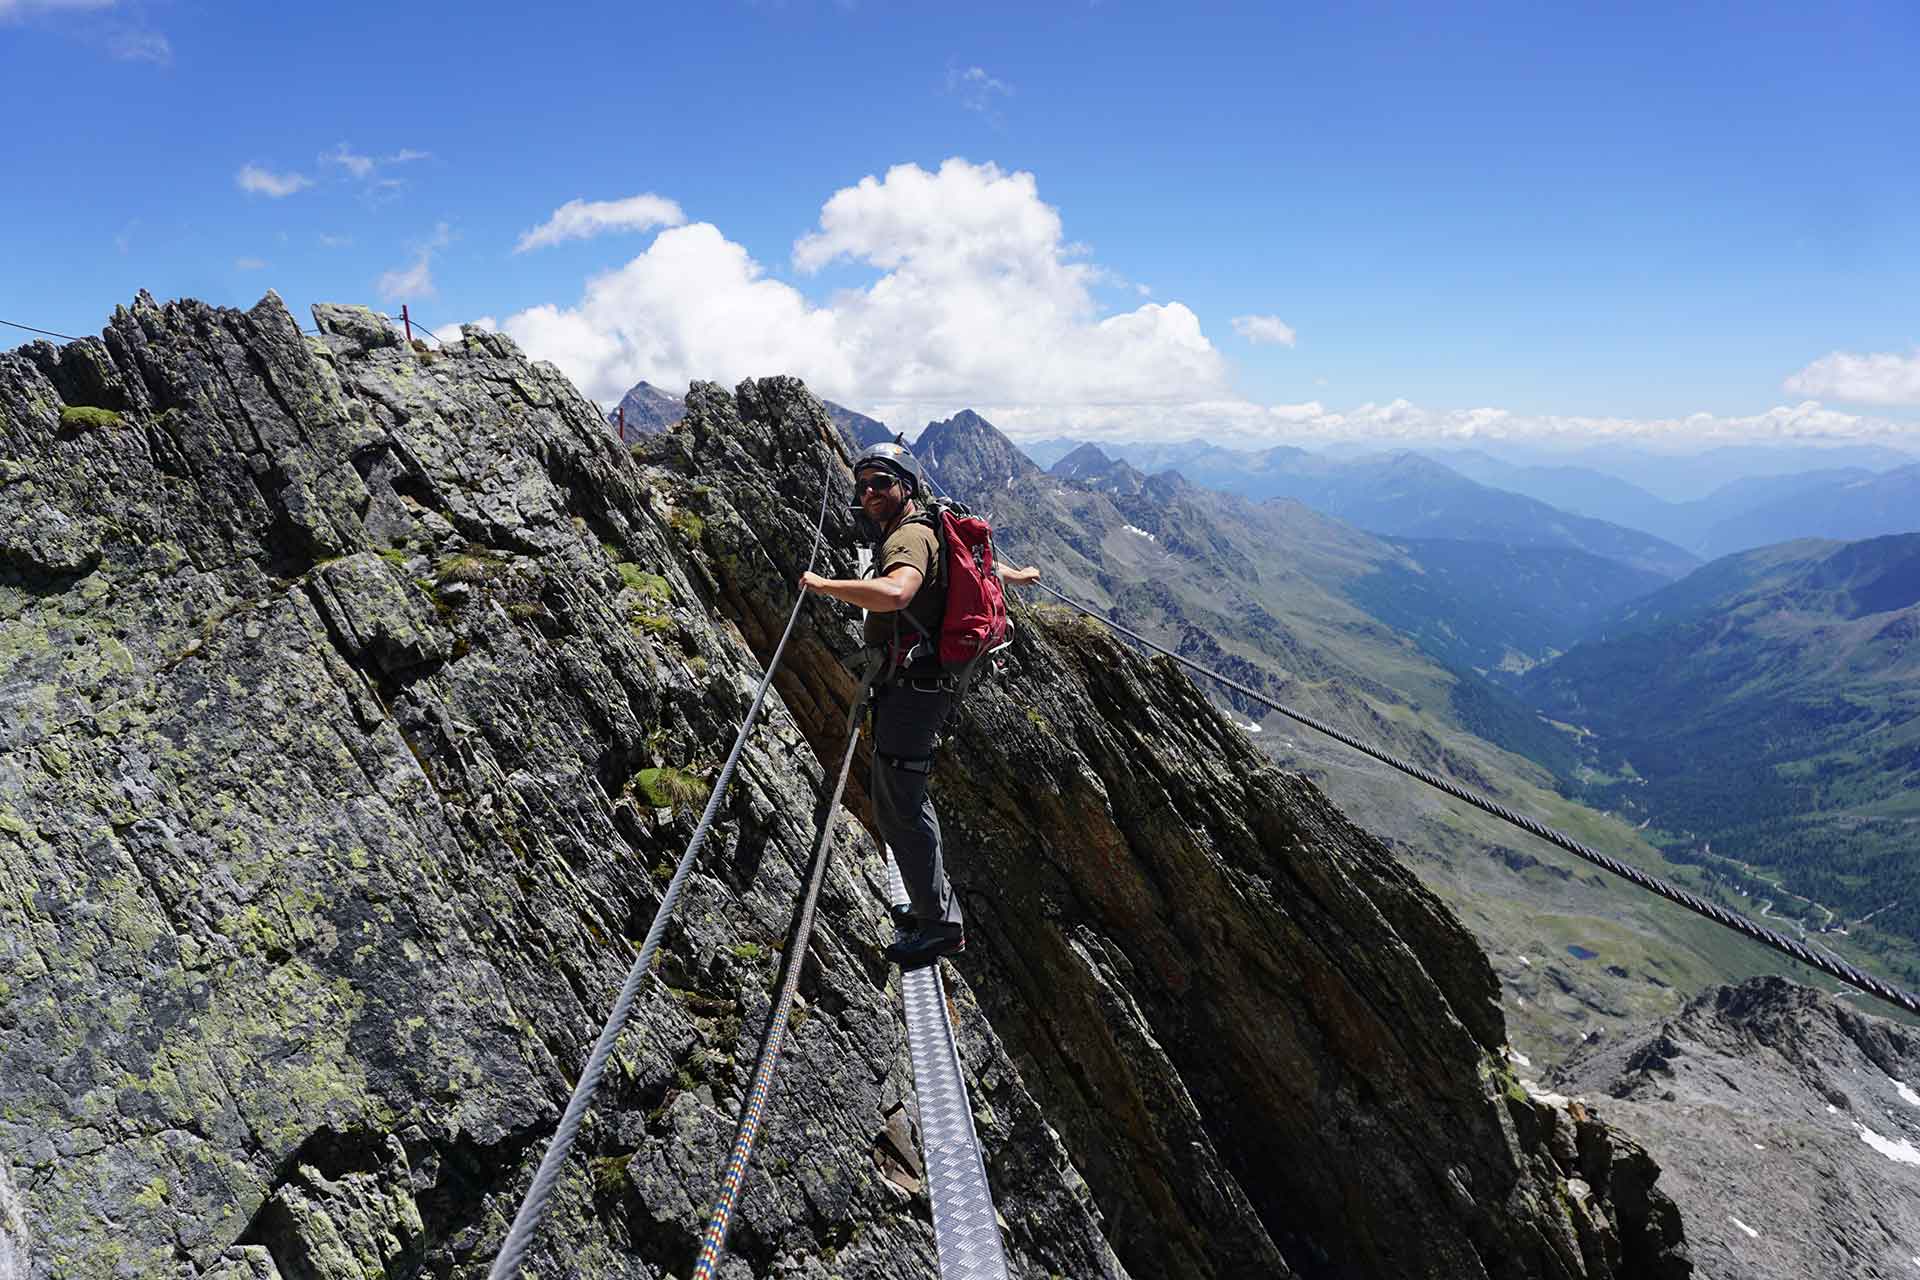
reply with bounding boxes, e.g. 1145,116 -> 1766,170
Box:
628,604 -> 672,635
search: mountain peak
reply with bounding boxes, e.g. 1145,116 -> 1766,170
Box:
1553,976 -> 1920,1279
1052,443 -> 1151,497
609,379 -> 686,439
913,408 -> 1040,502
1054,442 -> 1111,470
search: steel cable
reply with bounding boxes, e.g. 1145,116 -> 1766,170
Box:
691,675 -> 872,1278
1,317 -> 86,343
486,476 -> 835,1280
1035,581 -> 1920,1020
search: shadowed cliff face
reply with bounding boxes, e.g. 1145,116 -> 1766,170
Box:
1,294 -> 1686,1280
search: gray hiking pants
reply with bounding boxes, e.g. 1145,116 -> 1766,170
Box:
870,681 -> 964,932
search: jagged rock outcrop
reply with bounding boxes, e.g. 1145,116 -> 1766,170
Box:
603,379 -> 894,458
1550,977 -> 1920,1279
3,293 -> 1689,1279
0,294 -> 1118,1280
825,402 -> 894,452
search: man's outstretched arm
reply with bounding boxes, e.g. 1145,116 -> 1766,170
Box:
801,564 -> 923,612
996,563 -> 1041,585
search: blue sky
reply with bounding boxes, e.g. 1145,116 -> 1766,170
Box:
3,0 -> 1917,448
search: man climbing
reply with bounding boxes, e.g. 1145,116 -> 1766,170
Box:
800,442 -> 1040,968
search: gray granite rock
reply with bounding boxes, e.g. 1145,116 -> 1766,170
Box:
0,295 -> 1121,1279
1551,977 -> 1920,1279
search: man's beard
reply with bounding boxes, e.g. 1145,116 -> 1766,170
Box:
855,492 -> 908,541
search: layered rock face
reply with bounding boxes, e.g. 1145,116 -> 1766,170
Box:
3,293 -> 1686,1279
1551,977 -> 1920,1279
0,295 -> 1116,1280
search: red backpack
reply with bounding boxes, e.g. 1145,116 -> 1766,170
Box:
879,499 -> 1011,685
932,502 -> 1010,669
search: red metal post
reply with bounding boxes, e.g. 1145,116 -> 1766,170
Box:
617,405 -> 626,443
402,304 -> 413,344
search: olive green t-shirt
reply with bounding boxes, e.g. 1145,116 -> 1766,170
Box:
863,516 -> 942,648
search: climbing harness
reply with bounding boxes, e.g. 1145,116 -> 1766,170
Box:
486,477 -> 834,1280
692,651 -> 886,1277
884,853 -> 1012,1280
1035,582 -> 1920,1021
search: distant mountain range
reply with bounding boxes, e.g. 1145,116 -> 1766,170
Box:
1028,435 -> 1919,562
1044,442 -> 1700,578
1493,441 -> 1918,503
1429,452 -> 1920,559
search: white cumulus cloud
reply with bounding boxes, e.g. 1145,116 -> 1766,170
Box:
1785,349 -> 1920,406
503,159 -> 1230,425
236,164 -> 312,198
514,194 -> 687,253
506,222 -> 852,405
234,257 -> 267,271
1232,314 -> 1297,347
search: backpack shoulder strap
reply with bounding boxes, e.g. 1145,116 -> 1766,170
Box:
881,508 -> 948,655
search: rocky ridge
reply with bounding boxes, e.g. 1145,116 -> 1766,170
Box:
1549,977 -> 1920,1278
604,379 -> 894,455
0,295 -> 1116,1280
3,294 -> 1690,1278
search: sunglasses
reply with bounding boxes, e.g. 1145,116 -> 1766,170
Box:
854,474 -> 899,497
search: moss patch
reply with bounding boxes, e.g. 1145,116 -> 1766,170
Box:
628,605 -> 672,635
615,563 -> 671,600
435,551 -> 501,585
59,405 -> 123,431
628,766 -> 710,813
667,509 -> 705,542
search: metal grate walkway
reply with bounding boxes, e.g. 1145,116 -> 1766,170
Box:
885,854 -> 1012,1280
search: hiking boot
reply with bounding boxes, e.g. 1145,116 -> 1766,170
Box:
888,902 -> 916,931
885,925 -> 964,970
